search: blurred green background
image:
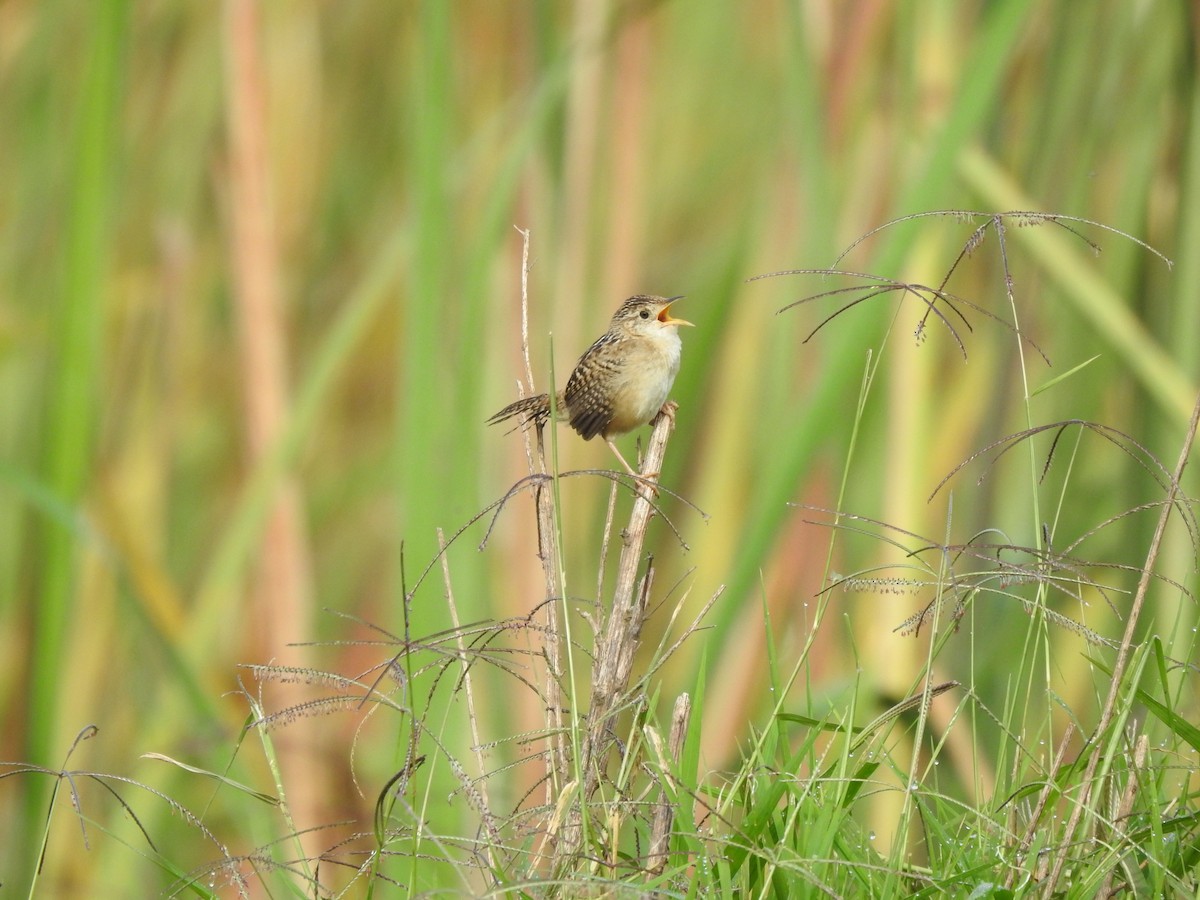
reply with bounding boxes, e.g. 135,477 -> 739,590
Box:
2,0 -> 1197,893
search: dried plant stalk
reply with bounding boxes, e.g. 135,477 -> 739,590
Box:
510,228 -> 570,809
648,692 -> 691,874
586,407 -> 678,765
534,447 -> 569,797
554,404 -> 678,862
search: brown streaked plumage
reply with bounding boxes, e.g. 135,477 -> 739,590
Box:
488,295 -> 693,475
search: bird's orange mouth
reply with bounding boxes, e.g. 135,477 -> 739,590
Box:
658,297 -> 693,327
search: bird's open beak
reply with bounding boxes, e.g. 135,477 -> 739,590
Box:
657,296 -> 694,327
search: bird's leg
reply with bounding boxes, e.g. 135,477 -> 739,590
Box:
604,402 -> 679,491
606,437 -> 661,499
628,402 -> 679,486
604,437 -> 640,477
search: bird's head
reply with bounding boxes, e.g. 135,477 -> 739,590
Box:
612,295 -> 693,337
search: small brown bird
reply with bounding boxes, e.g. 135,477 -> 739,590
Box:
488,295 -> 693,476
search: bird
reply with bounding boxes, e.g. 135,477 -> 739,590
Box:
488,294 -> 693,477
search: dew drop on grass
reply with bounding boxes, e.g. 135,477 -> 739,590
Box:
868,831 -> 876,842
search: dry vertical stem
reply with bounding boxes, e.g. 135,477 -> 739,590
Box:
505,228 -> 572,871
586,406 -> 678,783
534,431 -> 568,802
551,403 -> 678,865
510,228 -> 570,811
648,692 -> 692,875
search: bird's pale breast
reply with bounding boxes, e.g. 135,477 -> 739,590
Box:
602,329 -> 681,435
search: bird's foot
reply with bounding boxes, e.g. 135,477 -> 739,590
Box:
651,400 -> 679,428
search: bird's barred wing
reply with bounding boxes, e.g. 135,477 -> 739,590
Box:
564,334 -> 622,440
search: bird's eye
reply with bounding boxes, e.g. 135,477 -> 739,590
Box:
639,309 -> 650,319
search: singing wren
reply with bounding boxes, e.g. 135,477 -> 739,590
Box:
488,295 -> 693,475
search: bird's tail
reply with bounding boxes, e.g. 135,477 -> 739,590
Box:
486,392 -> 558,428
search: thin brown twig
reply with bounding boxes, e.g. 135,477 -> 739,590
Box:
516,225 -> 535,393
512,228 -> 570,814
596,478 -> 620,616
